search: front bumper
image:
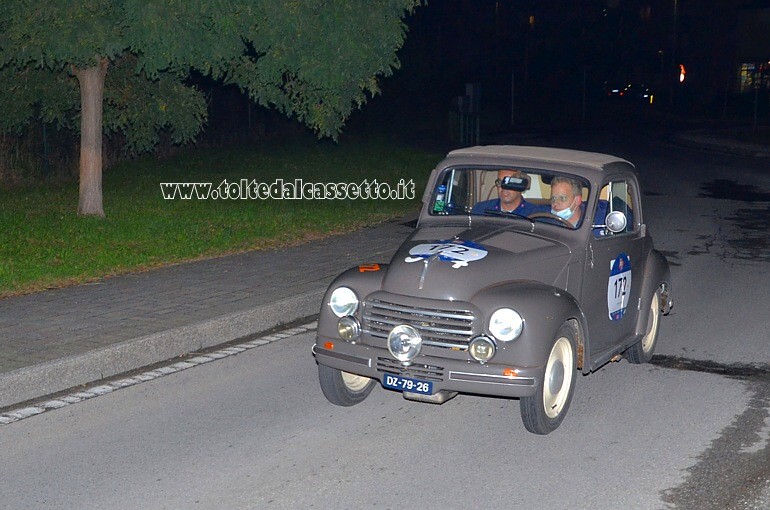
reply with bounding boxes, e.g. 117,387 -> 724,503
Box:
313,336 -> 543,399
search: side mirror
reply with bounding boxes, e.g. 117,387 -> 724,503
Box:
605,211 -> 627,233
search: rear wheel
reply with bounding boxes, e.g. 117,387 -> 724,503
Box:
318,364 -> 376,406
626,290 -> 661,364
520,322 -> 578,435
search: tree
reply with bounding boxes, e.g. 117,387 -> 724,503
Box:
0,0 -> 420,217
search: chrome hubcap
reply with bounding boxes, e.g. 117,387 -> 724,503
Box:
543,336 -> 573,419
642,294 -> 660,353
548,360 -> 565,395
341,371 -> 371,392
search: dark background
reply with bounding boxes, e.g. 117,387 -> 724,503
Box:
206,0 -> 770,146
9,0 -> 770,178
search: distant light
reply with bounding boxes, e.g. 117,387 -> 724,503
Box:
679,64 -> 686,83
528,15 -> 535,27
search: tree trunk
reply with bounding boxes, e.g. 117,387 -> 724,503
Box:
73,59 -> 108,217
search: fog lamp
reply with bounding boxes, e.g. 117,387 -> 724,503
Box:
337,316 -> 361,342
469,336 -> 496,363
387,325 -> 422,365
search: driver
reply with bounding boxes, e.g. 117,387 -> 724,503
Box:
471,169 -> 546,216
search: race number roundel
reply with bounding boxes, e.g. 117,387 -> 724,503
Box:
405,240 -> 488,269
607,253 -> 632,321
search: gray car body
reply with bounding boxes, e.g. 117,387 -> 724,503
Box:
313,145 -> 671,399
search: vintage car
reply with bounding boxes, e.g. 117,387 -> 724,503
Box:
312,146 -> 672,434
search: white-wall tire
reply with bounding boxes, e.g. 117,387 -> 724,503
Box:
318,364 -> 376,406
627,290 -> 661,364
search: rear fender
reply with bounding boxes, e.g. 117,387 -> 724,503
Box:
634,249 -> 671,337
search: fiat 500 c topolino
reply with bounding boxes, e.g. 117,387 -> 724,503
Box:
312,146 -> 672,434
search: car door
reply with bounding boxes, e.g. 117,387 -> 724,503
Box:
580,178 -> 645,359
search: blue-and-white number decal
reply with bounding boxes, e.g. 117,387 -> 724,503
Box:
608,253 -> 632,320
405,240 -> 488,269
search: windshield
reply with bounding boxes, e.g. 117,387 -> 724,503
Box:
429,167 -> 591,229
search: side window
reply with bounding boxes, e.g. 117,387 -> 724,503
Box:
594,180 -> 636,238
448,170 -> 471,213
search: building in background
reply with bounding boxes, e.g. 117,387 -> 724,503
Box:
736,4 -> 770,94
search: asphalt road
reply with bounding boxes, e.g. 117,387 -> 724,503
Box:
0,329 -> 761,510
1,127 -> 769,509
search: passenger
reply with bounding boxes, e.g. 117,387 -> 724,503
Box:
549,176 -> 584,227
472,169 -> 546,216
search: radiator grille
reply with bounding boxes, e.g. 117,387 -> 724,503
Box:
363,298 -> 475,350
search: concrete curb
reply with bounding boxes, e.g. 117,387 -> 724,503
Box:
0,289 -> 325,409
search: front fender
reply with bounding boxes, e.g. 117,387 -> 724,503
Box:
317,264 -> 388,339
472,281 -> 590,372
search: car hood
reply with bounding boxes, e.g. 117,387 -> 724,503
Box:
382,222 -> 572,301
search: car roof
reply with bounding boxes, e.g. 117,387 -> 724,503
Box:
442,145 -> 634,180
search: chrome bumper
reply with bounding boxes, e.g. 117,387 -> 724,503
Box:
312,340 -> 541,399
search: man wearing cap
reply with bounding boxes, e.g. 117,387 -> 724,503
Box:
471,169 -> 546,216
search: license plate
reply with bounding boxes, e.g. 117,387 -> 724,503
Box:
382,373 -> 433,395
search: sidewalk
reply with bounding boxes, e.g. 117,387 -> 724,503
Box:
0,217 -> 416,409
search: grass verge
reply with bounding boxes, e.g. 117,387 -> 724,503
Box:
0,136 -> 440,297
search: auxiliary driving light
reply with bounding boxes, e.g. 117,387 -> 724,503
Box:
337,316 -> 361,342
469,336 -> 496,363
387,324 -> 422,365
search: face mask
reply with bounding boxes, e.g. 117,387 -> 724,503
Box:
551,199 -> 575,220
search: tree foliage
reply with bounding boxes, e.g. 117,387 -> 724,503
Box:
0,0 -> 421,214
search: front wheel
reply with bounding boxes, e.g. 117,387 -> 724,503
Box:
626,289 -> 661,364
520,322 -> 578,435
318,364 -> 376,406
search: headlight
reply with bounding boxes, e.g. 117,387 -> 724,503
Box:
337,316 -> 361,342
469,336 -> 496,363
329,287 -> 359,317
489,308 -> 523,341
